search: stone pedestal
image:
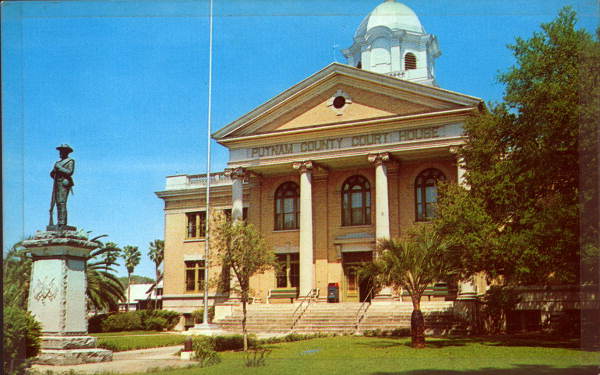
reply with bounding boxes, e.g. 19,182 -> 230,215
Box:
23,229 -> 113,365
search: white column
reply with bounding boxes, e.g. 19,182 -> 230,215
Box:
225,167 -> 246,221
450,146 -> 477,299
293,161 -> 314,297
368,153 -> 391,240
457,157 -> 468,189
368,153 -> 394,302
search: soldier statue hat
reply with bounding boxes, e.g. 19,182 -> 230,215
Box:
56,144 -> 73,153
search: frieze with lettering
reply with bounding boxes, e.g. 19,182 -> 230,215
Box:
230,123 -> 462,162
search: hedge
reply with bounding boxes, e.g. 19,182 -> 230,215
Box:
90,310 -> 180,333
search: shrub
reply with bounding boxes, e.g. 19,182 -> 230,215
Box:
362,328 -> 409,337
144,317 -> 168,331
88,313 -> 110,333
481,286 -> 521,334
92,310 -> 180,332
100,312 -> 143,332
211,334 -> 258,351
191,307 -> 215,324
192,337 -> 221,367
244,348 -> 271,367
257,332 -> 330,345
390,328 -> 410,337
3,306 -> 42,375
150,310 -> 180,330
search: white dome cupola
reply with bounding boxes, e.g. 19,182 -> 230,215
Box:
342,0 -> 441,86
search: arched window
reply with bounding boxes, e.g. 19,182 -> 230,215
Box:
405,52 -> 417,70
342,175 -> 371,226
274,182 -> 300,230
415,168 -> 446,221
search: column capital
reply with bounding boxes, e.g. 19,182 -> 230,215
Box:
224,167 -> 247,180
448,145 -> 462,155
292,160 -> 314,174
367,152 -> 391,166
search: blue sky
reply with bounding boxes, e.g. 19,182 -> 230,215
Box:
3,0 -> 598,279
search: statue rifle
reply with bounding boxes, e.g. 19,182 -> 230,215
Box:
49,180 -> 57,226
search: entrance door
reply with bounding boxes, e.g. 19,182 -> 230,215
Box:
343,265 -> 372,302
344,266 -> 359,302
342,251 -> 373,302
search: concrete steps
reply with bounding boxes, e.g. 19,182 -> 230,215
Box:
213,301 -> 457,334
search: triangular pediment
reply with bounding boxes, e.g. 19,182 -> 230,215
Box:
213,63 -> 481,142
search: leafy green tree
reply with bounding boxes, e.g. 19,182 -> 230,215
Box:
210,210 -> 276,351
86,246 -> 126,312
121,245 -> 141,312
148,239 -> 164,281
367,224 -> 452,348
435,7 -> 599,285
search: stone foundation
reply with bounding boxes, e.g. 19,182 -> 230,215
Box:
36,334 -> 112,365
41,335 -> 98,350
36,348 -> 112,365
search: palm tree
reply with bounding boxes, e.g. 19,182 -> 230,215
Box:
86,246 -> 126,312
121,245 -> 141,312
147,239 -> 164,282
3,241 -> 32,309
101,242 -> 121,272
370,224 -> 450,348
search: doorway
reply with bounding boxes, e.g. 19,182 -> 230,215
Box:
342,251 -> 373,303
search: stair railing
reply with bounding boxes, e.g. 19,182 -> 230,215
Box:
355,287 -> 375,333
290,288 -> 319,332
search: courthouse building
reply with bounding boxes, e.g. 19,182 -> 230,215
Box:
156,0 -> 485,318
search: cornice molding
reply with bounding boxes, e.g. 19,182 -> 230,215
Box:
218,107 -> 474,147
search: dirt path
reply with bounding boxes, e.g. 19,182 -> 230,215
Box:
31,345 -> 197,374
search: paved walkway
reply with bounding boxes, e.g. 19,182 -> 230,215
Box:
29,332 -> 290,374
31,345 -> 193,374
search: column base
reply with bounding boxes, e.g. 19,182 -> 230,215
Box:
36,349 -> 112,365
41,335 -> 98,350
34,335 -> 112,365
372,287 -> 394,303
456,292 -> 478,301
187,322 -> 228,336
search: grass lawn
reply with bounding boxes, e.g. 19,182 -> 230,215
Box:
91,330 -> 175,337
91,331 -> 187,352
135,335 -> 598,375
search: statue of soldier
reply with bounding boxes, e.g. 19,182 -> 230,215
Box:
49,144 -> 75,228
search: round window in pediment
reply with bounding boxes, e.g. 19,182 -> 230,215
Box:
327,89 -> 352,115
333,96 -> 346,109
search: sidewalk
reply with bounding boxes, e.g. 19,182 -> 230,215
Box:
31,345 -> 194,374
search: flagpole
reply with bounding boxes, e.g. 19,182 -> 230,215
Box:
202,0 -> 214,326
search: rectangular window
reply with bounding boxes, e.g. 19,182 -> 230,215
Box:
185,261 -> 205,293
186,212 -> 206,239
275,253 -> 299,288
